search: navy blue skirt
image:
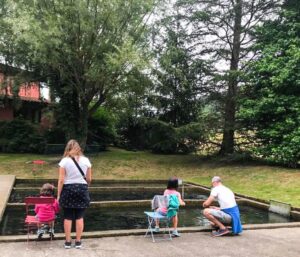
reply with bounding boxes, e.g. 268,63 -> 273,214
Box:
59,183 -> 90,208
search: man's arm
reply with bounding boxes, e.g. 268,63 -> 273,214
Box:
203,195 -> 215,208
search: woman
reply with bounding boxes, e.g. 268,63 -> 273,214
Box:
57,139 -> 92,249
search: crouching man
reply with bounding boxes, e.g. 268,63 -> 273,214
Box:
203,176 -> 242,237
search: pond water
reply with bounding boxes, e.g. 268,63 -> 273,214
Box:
0,205 -> 294,236
9,188 -> 208,202
14,180 -> 170,188
3,179 -> 295,237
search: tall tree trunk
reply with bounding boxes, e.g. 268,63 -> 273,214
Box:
220,0 -> 242,155
63,89 -> 89,149
77,102 -> 89,149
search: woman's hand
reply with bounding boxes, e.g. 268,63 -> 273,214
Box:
57,167 -> 65,202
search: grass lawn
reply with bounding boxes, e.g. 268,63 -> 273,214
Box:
1,147 -> 300,207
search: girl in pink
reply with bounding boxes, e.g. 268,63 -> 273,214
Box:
155,177 -> 185,237
35,183 -> 60,239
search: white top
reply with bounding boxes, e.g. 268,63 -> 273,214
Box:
59,156 -> 92,185
210,185 -> 236,209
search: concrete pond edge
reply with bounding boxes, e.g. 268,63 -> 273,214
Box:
1,222 -> 300,243
2,178 -> 300,243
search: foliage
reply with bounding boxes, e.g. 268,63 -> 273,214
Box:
239,0 -> 300,166
108,67 -> 154,123
176,122 -> 208,153
151,11 -> 211,127
0,119 -> 46,153
147,119 -> 178,153
118,117 -> 208,154
2,0 -> 157,146
88,107 -> 116,146
44,127 -> 66,144
177,0 -> 281,154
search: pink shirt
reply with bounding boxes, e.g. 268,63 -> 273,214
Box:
164,189 -> 181,198
35,197 -> 60,222
159,189 -> 181,214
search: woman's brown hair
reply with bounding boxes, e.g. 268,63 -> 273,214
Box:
63,139 -> 83,158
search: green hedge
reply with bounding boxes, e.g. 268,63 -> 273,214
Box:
0,118 -> 46,153
118,118 -> 207,154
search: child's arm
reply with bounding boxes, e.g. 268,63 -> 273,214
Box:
178,193 -> 185,206
53,200 -> 60,213
34,205 -> 39,215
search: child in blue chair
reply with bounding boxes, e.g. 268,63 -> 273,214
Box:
35,183 -> 60,239
155,177 -> 185,237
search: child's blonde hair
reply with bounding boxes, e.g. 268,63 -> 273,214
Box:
40,183 -> 55,196
63,139 -> 83,158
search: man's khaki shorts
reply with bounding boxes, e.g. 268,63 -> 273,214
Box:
209,209 -> 232,224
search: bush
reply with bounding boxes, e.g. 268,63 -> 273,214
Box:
44,127 -> 66,144
117,118 -> 208,154
88,107 -> 116,147
176,123 -> 207,154
0,118 -> 46,153
147,120 -> 177,154
116,116 -> 150,150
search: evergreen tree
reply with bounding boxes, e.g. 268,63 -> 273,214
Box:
239,0 -> 300,165
178,0 -> 281,154
152,7 -> 211,127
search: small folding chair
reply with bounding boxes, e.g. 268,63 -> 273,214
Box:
144,195 -> 172,242
24,196 -> 55,249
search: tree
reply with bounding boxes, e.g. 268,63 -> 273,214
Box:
178,0 -> 281,154
239,0 -> 300,166
3,0 -> 156,146
152,14 -> 212,127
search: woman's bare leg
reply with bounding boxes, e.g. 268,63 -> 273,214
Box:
75,218 -> 84,241
64,219 -> 72,242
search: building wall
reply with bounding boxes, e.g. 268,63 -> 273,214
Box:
0,73 -> 41,101
0,106 -> 14,121
18,82 -> 40,100
0,72 -> 47,122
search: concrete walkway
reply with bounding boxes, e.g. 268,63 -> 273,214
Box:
0,227 -> 299,257
0,175 -> 15,222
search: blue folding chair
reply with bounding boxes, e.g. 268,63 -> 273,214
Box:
144,195 -> 172,242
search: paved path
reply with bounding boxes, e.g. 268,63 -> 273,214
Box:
0,227 -> 299,257
0,175 -> 15,222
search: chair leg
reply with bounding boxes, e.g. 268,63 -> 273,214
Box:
49,223 -> 53,249
150,218 -> 156,243
26,224 -> 30,250
144,216 -> 149,238
144,216 -> 156,242
145,216 -> 175,242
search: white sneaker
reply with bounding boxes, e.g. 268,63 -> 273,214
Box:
37,229 -> 44,239
172,230 -> 181,237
